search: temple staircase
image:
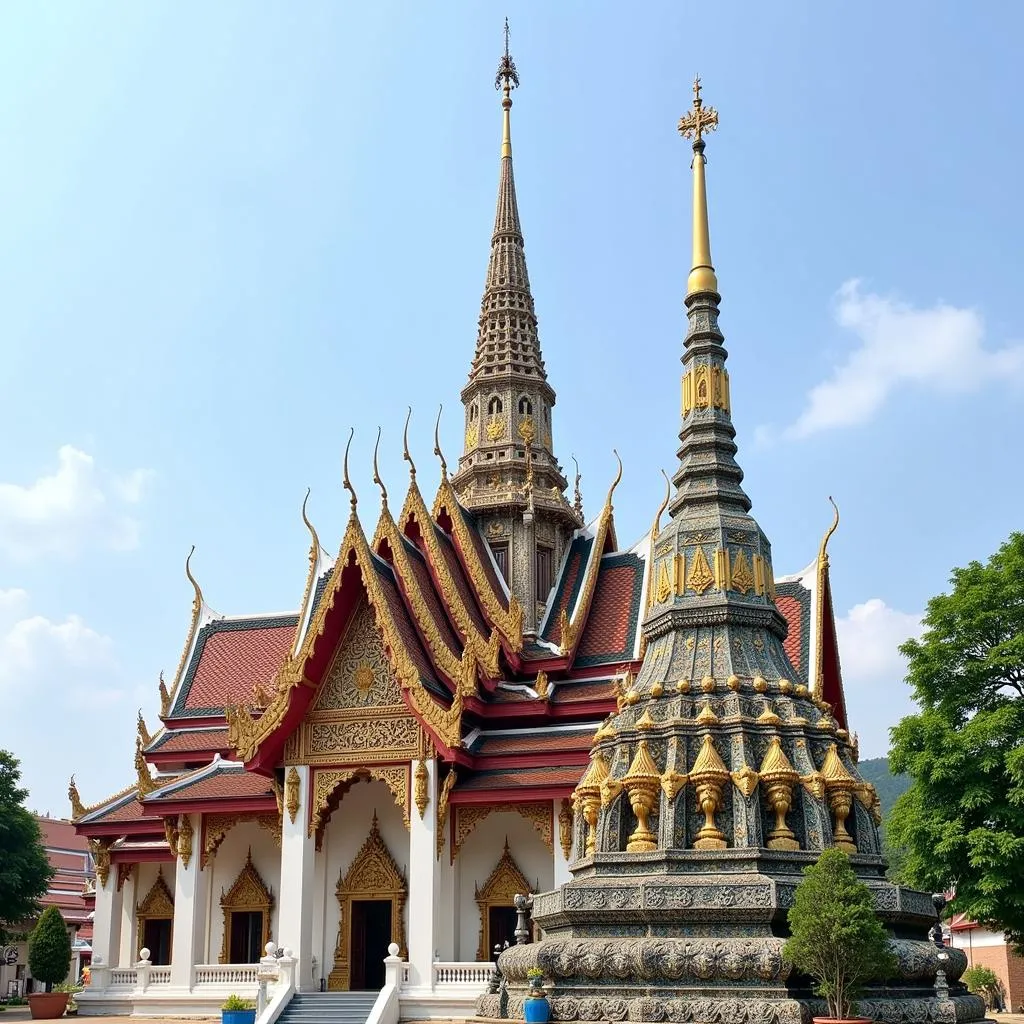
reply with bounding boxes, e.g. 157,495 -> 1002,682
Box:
276,992 -> 380,1024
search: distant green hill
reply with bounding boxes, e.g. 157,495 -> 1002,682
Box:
858,755 -> 912,818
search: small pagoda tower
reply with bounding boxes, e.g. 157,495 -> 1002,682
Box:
451,24 -> 582,630
479,79 -> 984,1024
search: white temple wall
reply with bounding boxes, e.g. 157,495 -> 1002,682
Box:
310,838 -> 327,990
316,779 -> 409,979
206,820 -> 282,963
455,810 -> 553,962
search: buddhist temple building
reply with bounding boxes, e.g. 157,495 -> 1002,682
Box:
67,35 -> 916,1024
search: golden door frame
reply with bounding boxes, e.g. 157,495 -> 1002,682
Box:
474,841 -> 533,961
328,816 -> 407,991
219,850 -> 275,964
136,866 -> 174,958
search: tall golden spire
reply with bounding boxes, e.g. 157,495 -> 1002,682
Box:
497,16 -> 518,159
678,75 -> 719,296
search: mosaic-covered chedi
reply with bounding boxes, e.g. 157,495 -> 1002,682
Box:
478,75 -> 984,1024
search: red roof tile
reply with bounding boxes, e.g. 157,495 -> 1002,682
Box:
577,563 -> 638,660
149,728 -> 230,754
546,548 -> 583,646
458,766 -> 585,790
183,622 -> 294,713
475,730 -> 595,756
150,767 -> 275,803
86,794 -> 155,824
776,594 -> 804,678
38,817 -> 90,851
552,679 -> 617,704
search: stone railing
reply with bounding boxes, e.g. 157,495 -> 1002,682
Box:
108,968 -> 137,987
149,967 -> 172,985
433,962 -> 492,987
194,964 -> 261,986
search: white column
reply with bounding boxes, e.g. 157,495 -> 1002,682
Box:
553,799 -> 572,887
90,866 -> 123,973
406,758 -> 439,990
169,815 -> 206,990
436,831 -> 456,962
117,869 -> 138,966
278,765 -> 316,992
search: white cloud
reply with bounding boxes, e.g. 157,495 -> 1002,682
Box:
0,446 -> 153,561
772,281 -> 1024,440
0,590 -> 143,817
836,597 -> 924,758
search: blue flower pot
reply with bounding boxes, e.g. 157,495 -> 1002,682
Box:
524,995 -> 550,1023
223,1010 -> 256,1024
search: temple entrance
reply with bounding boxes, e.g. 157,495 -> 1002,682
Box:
350,900 -> 391,990
229,911 -> 265,964
328,816 -> 407,991
142,919 -> 172,966
488,906 -> 518,952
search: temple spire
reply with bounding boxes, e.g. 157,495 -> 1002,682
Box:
678,76 -> 719,296
450,21 -> 578,623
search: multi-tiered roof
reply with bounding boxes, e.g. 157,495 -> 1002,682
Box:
70,49 -> 847,869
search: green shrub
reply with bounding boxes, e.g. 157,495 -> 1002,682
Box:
221,994 -> 256,1011
28,907 -> 72,991
783,848 -> 897,1019
962,965 -> 1000,1006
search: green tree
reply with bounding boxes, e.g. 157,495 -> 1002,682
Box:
28,906 -> 72,991
783,848 -> 896,1019
888,533 -> 1024,949
0,751 -> 53,942
962,965 -> 1001,1008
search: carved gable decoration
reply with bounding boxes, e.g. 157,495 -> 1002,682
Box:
312,599 -> 401,711
220,850 -> 275,912
340,815 -> 406,897
285,598 -> 425,767
475,842 -> 535,960
137,867 -> 174,919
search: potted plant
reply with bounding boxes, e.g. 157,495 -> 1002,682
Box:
783,848 -> 897,1024
54,982 -> 82,1016
27,907 -> 73,1019
222,993 -> 257,1024
524,967 -> 550,1024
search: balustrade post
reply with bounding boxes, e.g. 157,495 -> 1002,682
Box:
384,943 -> 403,990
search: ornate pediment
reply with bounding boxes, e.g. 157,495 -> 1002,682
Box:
221,850 -> 274,912
476,840 -> 532,904
137,867 -> 174,918
338,815 -> 406,897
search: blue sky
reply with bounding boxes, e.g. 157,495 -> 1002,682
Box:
1,2 -> 1021,814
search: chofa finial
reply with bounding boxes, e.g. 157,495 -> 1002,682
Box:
571,455 -> 583,518
373,427 -> 388,508
301,488 -> 322,565
184,545 -> 203,615
433,406 -> 448,479
819,496 -> 840,567
343,428 -> 358,512
403,407 -> 417,480
604,450 -> 623,511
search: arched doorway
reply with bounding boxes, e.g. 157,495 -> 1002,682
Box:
328,815 -> 406,991
136,868 -> 174,966
219,851 -> 274,964
475,841 -> 533,961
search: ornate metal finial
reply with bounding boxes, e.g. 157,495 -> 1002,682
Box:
433,406 -> 448,479
301,488 -> 322,566
571,455 -> 583,518
137,709 -> 152,748
403,407 -> 417,480
678,74 -> 719,144
343,427 -> 358,511
819,496 -> 840,567
158,670 -> 170,717
68,775 -> 86,820
604,450 -> 623,511
373,427 -> 389,508
184,545 -> 203,615
495,17 -> 519,92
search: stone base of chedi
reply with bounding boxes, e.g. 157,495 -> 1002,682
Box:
476,852 -> 985,1024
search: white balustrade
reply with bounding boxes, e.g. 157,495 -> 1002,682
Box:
433,961 -> 493,986
109,968 -> 137,986
149,966 -> 172,985
194,964 -> 261,986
